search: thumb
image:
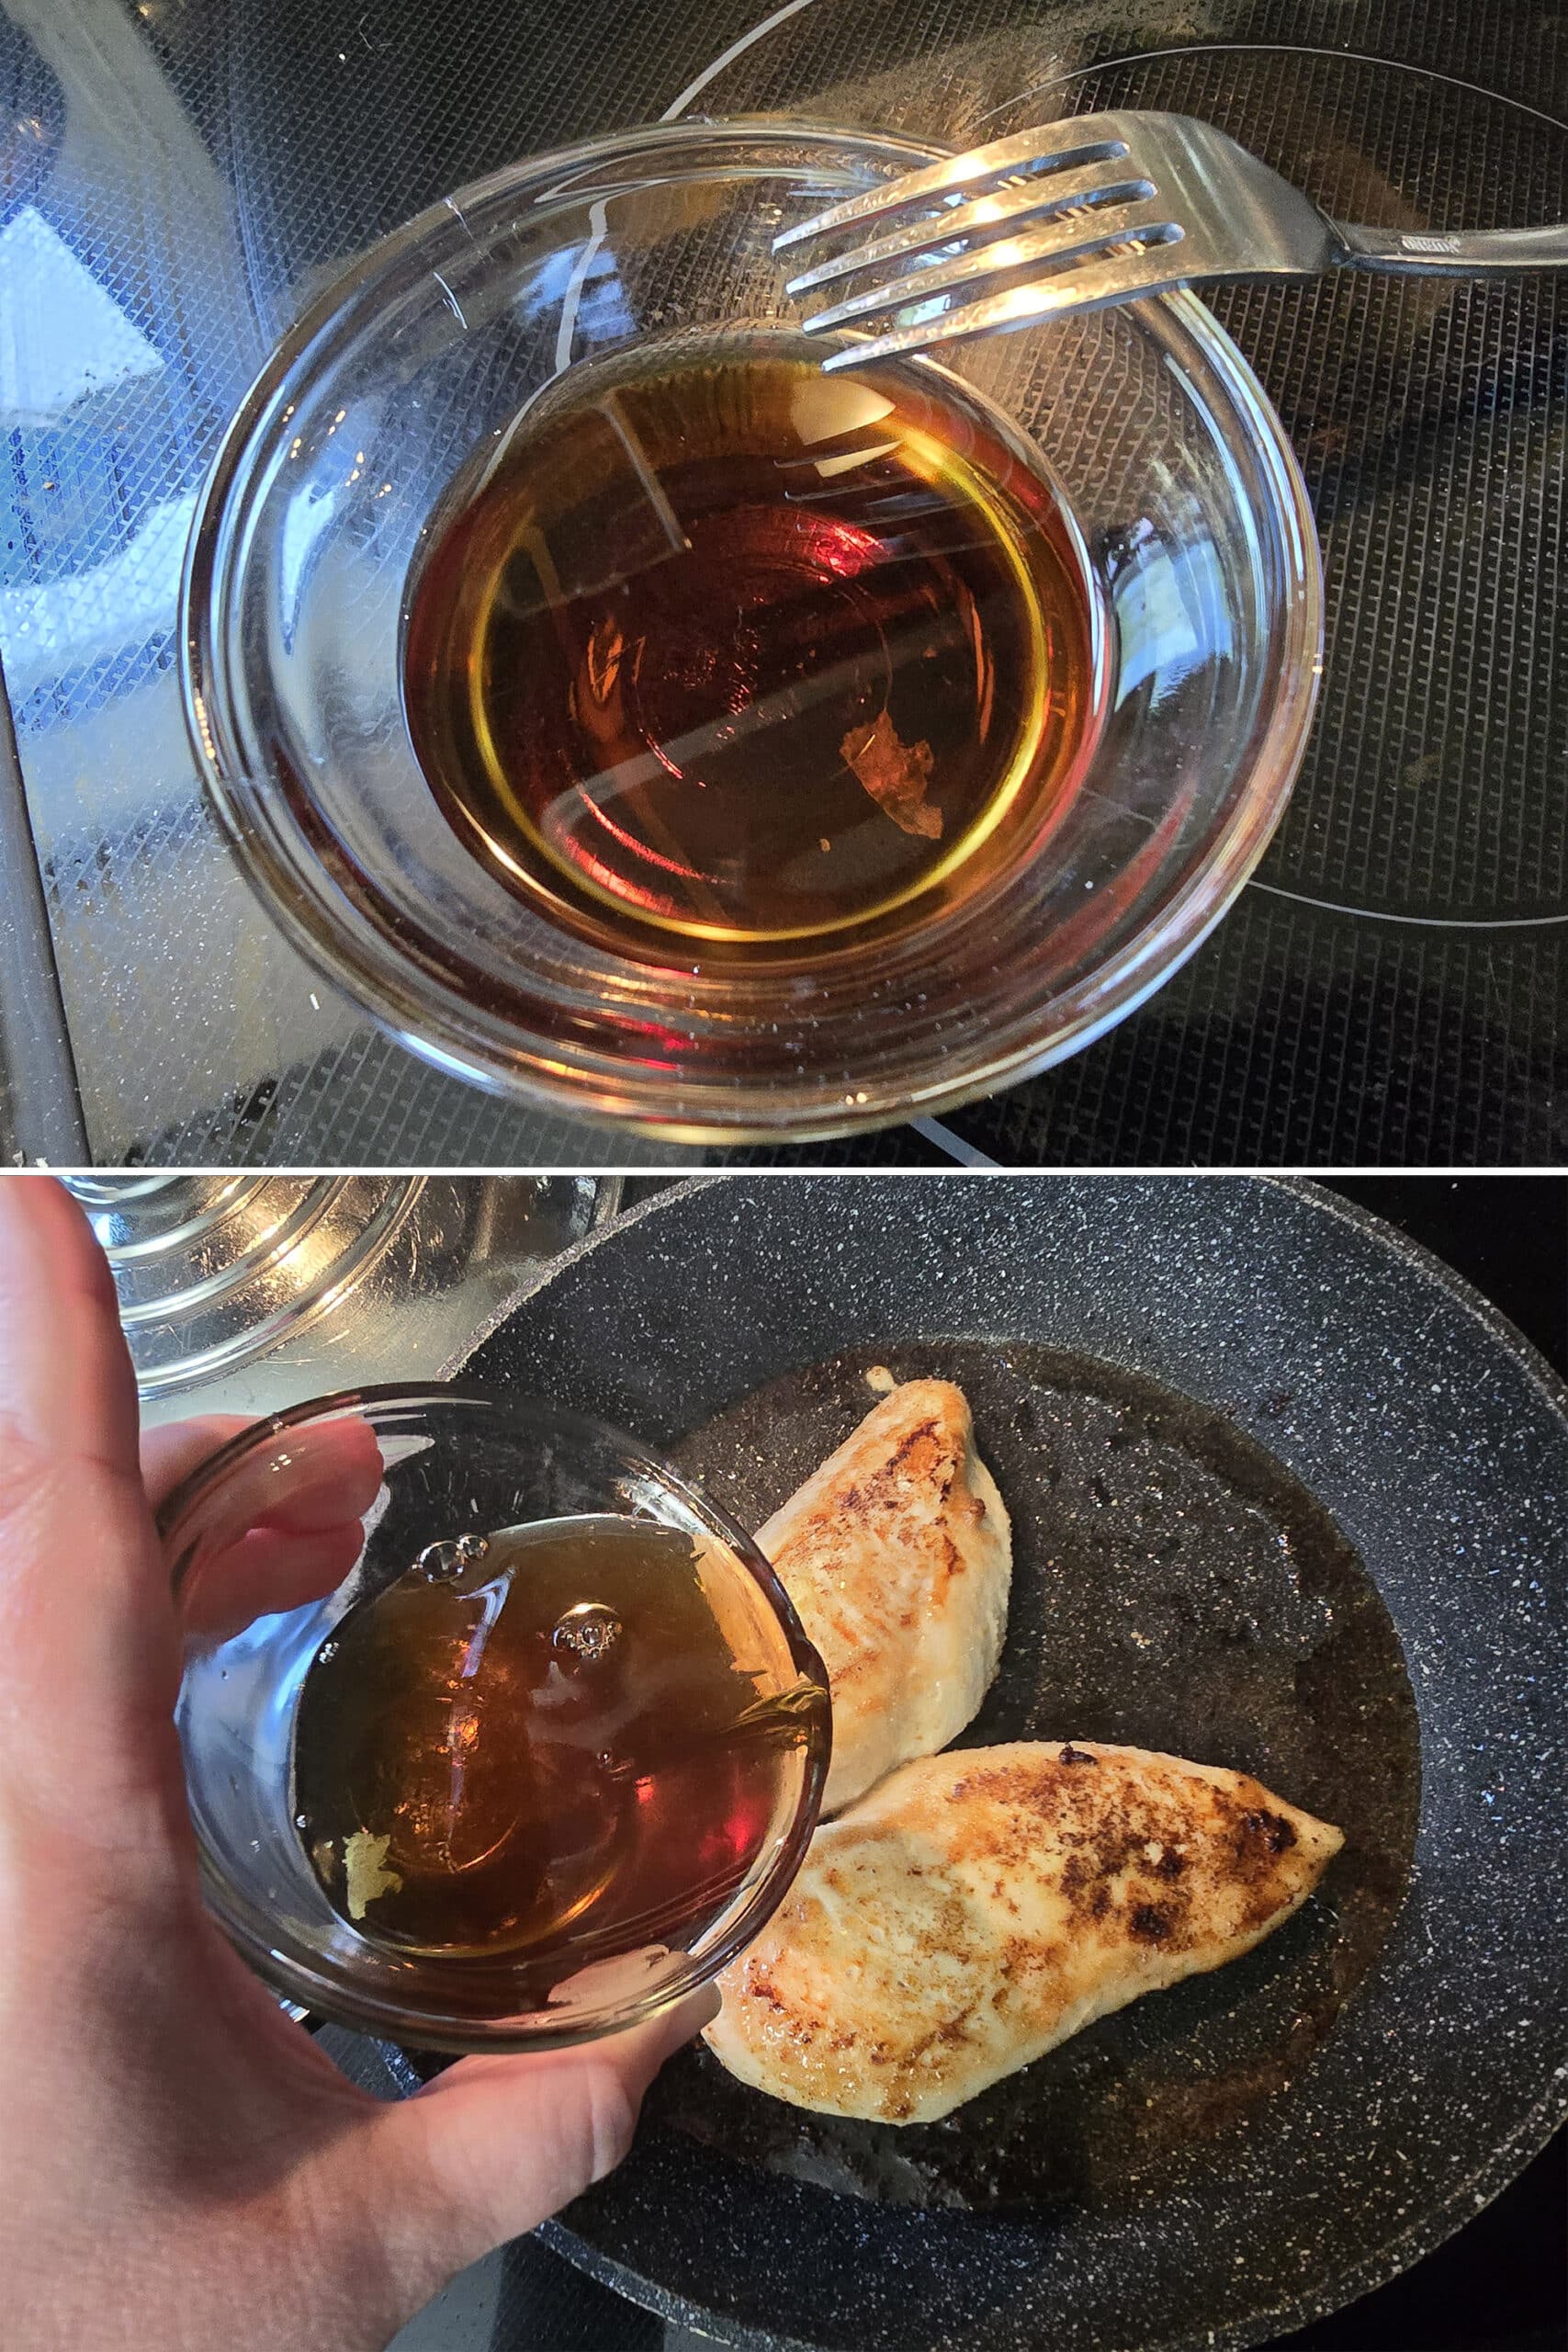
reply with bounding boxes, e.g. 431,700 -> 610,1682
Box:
360,1986 -> 718,2299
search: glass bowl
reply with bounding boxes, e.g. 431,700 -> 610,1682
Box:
181,119 -> 1322,1143
159,1385 -> 830,2052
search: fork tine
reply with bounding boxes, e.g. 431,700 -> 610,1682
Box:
783,163 -> 1156,297
772,119 -> 1134,254
800,200 -> 1183,336
818,242 -> 1192,370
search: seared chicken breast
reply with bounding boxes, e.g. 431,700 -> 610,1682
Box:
757,1381 -> 1010,1812
708,1740 -> 1343,2123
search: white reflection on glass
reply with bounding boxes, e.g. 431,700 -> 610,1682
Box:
1112,532 -> 1230,707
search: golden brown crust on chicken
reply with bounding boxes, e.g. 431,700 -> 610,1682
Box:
755,1381 -> 1010,1812
707,1740 -> 1343,2123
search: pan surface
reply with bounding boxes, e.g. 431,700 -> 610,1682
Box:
453,1177 -> 1568,2352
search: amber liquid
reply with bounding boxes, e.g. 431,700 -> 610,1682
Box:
292,1516 -> 822,1982
402,335 -> 1097,957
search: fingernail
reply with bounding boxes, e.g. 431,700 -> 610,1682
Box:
690,1983 -> 722,2029
666,1982 -> 721,2038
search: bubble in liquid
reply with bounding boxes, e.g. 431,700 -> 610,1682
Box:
416,1532 -> 491,1582
553,1601 -> 622,1662
295,1812 -> 310,1830
319,1640 -> 338,1662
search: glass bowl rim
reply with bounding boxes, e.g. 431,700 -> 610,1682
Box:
179,115 -> 1324,1145
158,1378 -> 832,2051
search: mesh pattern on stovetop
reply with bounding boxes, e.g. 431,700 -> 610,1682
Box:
1,0 -> 1564,1163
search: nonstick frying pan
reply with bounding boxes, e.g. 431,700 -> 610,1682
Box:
446,1176 -> 1568,2352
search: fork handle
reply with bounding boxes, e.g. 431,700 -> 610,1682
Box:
1336,219 -> 1568,275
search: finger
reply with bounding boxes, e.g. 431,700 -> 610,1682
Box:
367,1987 -> 720,2287
141,1416 -> 255,1514
141,1416 -> 369,1657
181,1521 -> 367,1645
0,1177 -> 139,1475
146,1413 -> 382,1651
0,1179 -> 181,1824
163,1415 -> 385,1560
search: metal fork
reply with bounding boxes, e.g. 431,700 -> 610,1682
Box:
774,111 -> 1568,369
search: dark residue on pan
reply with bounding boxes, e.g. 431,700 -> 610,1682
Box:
650,1338 -> 1420,2214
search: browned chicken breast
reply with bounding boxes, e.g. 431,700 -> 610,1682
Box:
707,1740 -> 1343,2123
756,1381 -> 1010,1812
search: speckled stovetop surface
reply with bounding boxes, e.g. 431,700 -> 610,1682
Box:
450,1176 -> 1568,2352
6,2 -> 1567,1165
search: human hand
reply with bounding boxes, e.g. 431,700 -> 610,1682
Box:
0,1176 -> 714,2352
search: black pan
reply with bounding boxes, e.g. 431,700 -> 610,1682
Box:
448,1176 -> 1568,2352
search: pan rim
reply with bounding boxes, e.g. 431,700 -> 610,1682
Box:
445,1174 -> 1568,1433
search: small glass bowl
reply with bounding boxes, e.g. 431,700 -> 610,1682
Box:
159,1385 -> 830,2052
181,119 -> 1322,1142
